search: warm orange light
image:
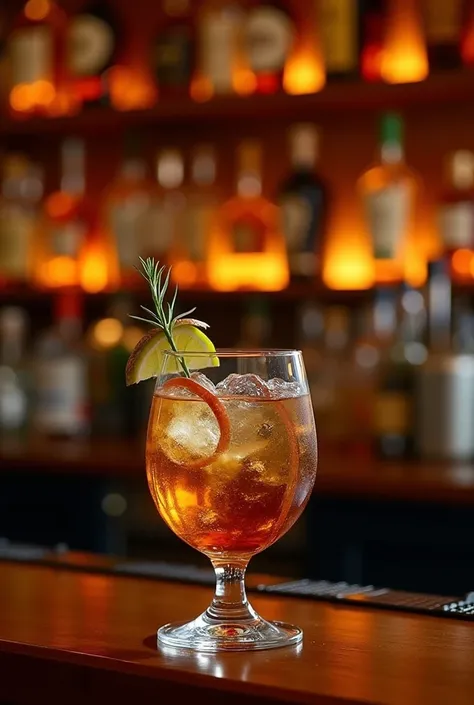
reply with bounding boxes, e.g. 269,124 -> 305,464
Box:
452,248 -> 474,277
80,242 -> 109,293
403,237 -> 427,287
24,0 -> 51,21
323,239 -> 374,290
9,84 -> 34,112
172,261 -> 198,288
283,46 -> 325,95
41,256 -> 78,288
208,252 -> 289,292
233,69 -> 257,97
190,73 -> 214,102
381,0 -> 429,84
109,66 -> 157,111
32,80 -> 55,105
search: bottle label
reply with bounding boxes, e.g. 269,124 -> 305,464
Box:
184,199 -> 215,262
245,7 -> 294,72
232,217 -> 265,253
34,357 -> 88,435
423,0 -> 461,42
9,26 -> 53,85
202,14 -> 238,93
154,27 -> 193,86
280,186 -> 324,275
374,391 -> 411,434
51,221 -> 85,257
319,0 -> 357,73
0,206 -> 33,278
68,14 -> 115,76
439,202 -> 474,249
110,195 -> 150,269
363,183 -> 410,260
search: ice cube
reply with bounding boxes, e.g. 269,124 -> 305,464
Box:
216,373 -> 270,398
267,378 -> 303,399
160,403 -> 219,464
190,371 -> 216,394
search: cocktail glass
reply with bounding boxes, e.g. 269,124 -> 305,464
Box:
146,349 -> 318,651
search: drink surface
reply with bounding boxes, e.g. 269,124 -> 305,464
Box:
146,383 -> 317,558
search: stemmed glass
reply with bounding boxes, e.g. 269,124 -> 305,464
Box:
146,349 -> 318,651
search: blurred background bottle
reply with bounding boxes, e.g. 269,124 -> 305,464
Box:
32,291 -> 89,439
0,306 -> 30,441
278,123 -> 328,281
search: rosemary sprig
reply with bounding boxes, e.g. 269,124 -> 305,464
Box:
130,257 -> 199,378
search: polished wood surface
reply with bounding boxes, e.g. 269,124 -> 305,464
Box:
0,560 -> 473,705
3,437 -> 474,505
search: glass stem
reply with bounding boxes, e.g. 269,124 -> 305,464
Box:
206,559 -> 255,623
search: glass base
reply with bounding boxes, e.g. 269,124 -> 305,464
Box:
157,611 -> 303,652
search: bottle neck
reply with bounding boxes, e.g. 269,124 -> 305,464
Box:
237,169 -> 262,198
381,140 -> 404,165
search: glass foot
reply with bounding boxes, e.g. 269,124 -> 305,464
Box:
157,611 -> 302,652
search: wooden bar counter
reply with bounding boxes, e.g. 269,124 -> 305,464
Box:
0,559 -> 473,705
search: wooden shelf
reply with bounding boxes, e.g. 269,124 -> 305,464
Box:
1,70 -> 473,137
3,436 -> 474,505
0,281 -> 372,305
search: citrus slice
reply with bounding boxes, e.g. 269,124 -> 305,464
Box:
161,376 -> 231,469
125,319 -> 219,386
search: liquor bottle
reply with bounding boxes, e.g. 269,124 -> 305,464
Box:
153,0 -> 194,97
278,123 -> 329,281
208,140 -> 289,291
67,0 -> 118,106
318,0 -> 359,80
102,134 -> 156,285
192,1 -> 247,99
244,2 -> 295,94
422,0 -> 462,71
381,0 -> 428,84
438,150 -> 474,254
373,283 -> 426,459
360,0 -> 386,82
33,291 -> 90,439
316,306 -> 351,448
345,300 -> 383,456
357,113 -> 418,273
0,306 -> 30,440
87,294 -> 148,437
414,258 -> 474,460
7,0 -> 76,117
145,148 -> 186,264
0,154 -> 43,284
33,138 -> 88,289
171,144 -> 218,287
